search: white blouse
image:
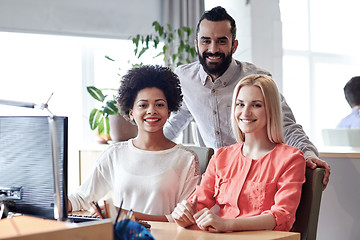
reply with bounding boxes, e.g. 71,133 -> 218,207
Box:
69,139 -> 200,217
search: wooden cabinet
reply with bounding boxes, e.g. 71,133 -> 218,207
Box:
78,145 -> 108,185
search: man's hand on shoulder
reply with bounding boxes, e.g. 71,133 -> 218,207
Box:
306,157 -> 330,190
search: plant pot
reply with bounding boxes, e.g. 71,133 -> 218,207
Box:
109,114 -> 138,142
93,127 -> 111,144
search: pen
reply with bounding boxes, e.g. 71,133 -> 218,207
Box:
115,199 -> 123,224
94,201 -> 105,219
90,201 -> 104,219
103,200 -> 109,219
127,209 -> 133,220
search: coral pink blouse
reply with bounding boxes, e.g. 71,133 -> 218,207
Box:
189,143 -> 306,231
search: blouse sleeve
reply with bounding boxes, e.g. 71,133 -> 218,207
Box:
68,150 -> 113,211
177,153 -> 201,202
187,150 -> 221,211
262,150 -> 306,231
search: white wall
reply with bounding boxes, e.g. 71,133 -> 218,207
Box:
0,0 -> 162,39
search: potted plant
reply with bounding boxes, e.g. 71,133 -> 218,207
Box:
131,21 -> 197,69
87,21 -> 196,143
87,86 -> 137,143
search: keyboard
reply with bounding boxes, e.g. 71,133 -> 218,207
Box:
67,214 -> 101,223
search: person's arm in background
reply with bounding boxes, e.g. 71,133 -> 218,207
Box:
164,100 -> 194,141
280,94 -> 330,189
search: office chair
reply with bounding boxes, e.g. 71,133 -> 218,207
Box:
291,167 -> 325,240
184,145 -> 214,175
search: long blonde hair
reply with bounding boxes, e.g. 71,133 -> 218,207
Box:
231,74 -> 284,144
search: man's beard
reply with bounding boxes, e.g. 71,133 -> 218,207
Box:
198,50 -> 233,77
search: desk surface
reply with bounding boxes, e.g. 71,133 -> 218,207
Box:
1,216 -> 299,240
319,146 -> 360,158
148,221 -> 300,240
0,215 -> 113,240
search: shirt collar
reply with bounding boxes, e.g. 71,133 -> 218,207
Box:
199,58 -> 238,86
353,108 -> 360,115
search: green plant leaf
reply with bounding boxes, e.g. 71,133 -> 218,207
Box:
137,47 -> 148,59
153,21 -> 160,32
181,27 -> 193,36
132,63 -> 143,67
132,34 -> 140,46
191,48 -> 197,57
89,108 -> 103,130
130,21 -> 196,68
177,29 -> 184,39
87,86 -> 106,102
154,52 -> 164,58
153,37 -> 159,48
145,35 -> 150,48
158,25 -> 164,36
105,55 -> 115,61
97,117 -> 110,135
172,54 -> 177,62
168,33 -> 173,43
104,100 -> 119,115
179,41 -> 185,51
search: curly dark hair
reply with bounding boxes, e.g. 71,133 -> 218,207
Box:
117,65 -> 183,121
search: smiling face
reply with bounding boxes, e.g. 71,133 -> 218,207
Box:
234,85 -> 267,137
195,19 -> 238,79
129,87 -> 170,134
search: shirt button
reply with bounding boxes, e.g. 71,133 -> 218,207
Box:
213,111 -> 217,115
216,131 -> 220,135
211,89 -> 216,94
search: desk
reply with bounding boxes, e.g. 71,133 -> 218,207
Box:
316,147 -> 360,240
0,215 -> 113,240
148,221 -> 300,240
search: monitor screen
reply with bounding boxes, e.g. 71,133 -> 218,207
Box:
0,116 -> 68,220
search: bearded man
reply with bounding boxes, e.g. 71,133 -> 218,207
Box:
163,6 -> 330,188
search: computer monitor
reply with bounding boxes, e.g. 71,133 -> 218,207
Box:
0,116 -> 68,220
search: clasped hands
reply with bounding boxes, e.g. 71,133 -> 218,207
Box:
171,195 -> 230,233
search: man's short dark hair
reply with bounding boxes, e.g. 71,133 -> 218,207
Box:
196,6 -> 237,44
344,76 -> 360,108
117,65 -> 183,120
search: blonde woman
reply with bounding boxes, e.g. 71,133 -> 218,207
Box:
172,74 -> 306,232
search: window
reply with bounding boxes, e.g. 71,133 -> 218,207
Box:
0,32 -> 163,192
280,0 -> 360,146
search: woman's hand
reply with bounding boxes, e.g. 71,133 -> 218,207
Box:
194,208 -> 230,233
68,200 -> 72,212
171,195 -> 198,228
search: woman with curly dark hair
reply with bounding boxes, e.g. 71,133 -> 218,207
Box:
69,65 -> 200,222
